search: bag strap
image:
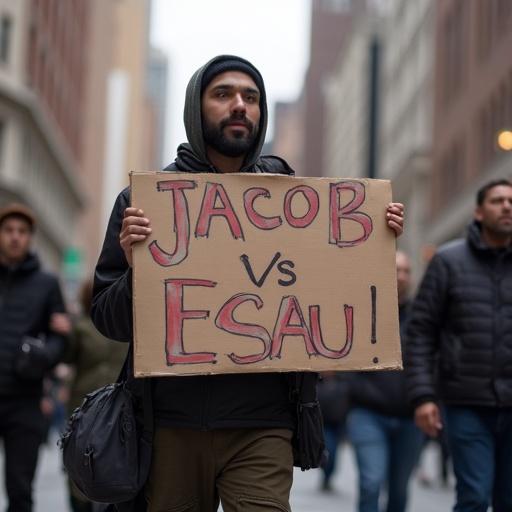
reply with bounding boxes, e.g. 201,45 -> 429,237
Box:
290,372 -> 318,404
118,343 -> 154,443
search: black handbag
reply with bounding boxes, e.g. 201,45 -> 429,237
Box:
59,353 -> 153,505
15,335 -> 51,380
290,372 -> 327,471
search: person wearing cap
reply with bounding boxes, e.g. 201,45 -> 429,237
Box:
0,203 -> 67,512
91,55 -> 404,511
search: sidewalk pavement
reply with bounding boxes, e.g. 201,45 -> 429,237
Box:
0,438 -> 454,511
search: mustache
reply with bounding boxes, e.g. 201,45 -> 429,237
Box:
220,115 -> 254,132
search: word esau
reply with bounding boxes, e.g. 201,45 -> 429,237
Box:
165,279 -> 355,366
148,179 -> 373,267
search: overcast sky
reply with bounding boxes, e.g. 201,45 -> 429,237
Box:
150,0 -> 311,160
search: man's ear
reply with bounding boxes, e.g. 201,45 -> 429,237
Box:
474,206 -> 483,222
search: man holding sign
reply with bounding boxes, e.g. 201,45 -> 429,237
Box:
92,55 -> 404,512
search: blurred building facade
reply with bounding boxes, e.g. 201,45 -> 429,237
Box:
147,46 -> 169,169
379,0 -> 434,281
271,100 -> 304,173
323,10 -> 383,179
428,0 -> 512,245
298,0 -> 358,177
0,0 -> 86,271
0,0 -> 168,283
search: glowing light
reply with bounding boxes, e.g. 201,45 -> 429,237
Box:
497,130 -> 512,151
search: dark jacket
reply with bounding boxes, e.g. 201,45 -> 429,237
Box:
0,252 -> 66,397
349,302 -> 414,417
91,55 -> 298,430
405,222 -> 512,408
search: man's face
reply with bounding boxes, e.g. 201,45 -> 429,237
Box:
474,185 -> 512,238
0,216 -> 32,264
396,251 -> 411,301
201,70 -> 260,157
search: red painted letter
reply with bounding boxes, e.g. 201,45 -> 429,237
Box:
329,181 -> 373,247
309,305 -> 353,358
283,185 -> 320,228
215,293 -> 272,364
164,278 -> 217,365
243,188 -> 282,230
271,296 -> 317,358
195,182 -> 244,239
149,180 -> 196,266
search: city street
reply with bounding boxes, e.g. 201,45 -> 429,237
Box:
0,437 -> 454,511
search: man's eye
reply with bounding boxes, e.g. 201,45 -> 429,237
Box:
246,95 -> 257,103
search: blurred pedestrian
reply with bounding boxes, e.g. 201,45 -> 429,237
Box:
406,178 -> 512,512
317,372 -> 350,492
64,279 -> 128,512
0,203 -> 67,512
347,250 -> 424,512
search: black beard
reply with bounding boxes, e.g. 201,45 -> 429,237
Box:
203,115 -> 259,158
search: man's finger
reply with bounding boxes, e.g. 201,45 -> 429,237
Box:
123,225 -> 152,236
124,207 -> 145,218
122,216 -> 150,228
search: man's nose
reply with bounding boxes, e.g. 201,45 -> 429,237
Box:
231,93 -> 246,114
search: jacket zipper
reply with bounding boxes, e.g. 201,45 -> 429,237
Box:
0,268 -> 13,311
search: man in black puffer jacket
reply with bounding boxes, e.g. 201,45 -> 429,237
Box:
0,203 -> 67,512
406,178 -> 512,512
92,55 -> 404,512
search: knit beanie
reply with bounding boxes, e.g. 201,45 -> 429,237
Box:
200,57 -> 265,96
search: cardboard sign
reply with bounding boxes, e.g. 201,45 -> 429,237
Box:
131,172 -> 401,377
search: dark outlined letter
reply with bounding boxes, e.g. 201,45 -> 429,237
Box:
195,182 -> 244,239
271,296 -> 317,358
283,185 -> 320,228
309,305 -> 353,358
164,278 -> 217,365
215,293 -> 272,364
329,181 -> 373,247
243,187 -> 282,230
149,180 -> 196,267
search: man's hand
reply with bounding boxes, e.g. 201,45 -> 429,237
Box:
415,401 -> 443,437
387,202 -> 404,237
120,207 -> 152,267
50,312 -> 72,335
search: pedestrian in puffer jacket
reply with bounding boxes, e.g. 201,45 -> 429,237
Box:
0,203 -> 66,512
405,178 -> 512,512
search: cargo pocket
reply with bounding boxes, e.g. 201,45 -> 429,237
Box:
236,494 -> 290,512
150,498 -> 198,512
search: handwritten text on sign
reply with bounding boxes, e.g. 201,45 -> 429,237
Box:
131,173 -> 401,376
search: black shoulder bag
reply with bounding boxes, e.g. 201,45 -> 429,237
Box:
290,372 -> 328,471
59,350 -> 153,505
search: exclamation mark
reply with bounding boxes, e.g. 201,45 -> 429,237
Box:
371,285 -> 377,344
371,285 -> 379,364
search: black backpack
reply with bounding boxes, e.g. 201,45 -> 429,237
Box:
59,356 -> 153,505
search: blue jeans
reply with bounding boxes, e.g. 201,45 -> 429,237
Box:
347,408 -> 424,512
445,406 -> 512,512
322,424 -> 344,485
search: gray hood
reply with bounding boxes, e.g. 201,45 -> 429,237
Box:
183,54 -> 268,171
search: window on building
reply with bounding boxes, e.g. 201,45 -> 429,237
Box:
0,15 -> 12,64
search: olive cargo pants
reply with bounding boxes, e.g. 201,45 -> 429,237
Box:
145,428 -> 293,512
